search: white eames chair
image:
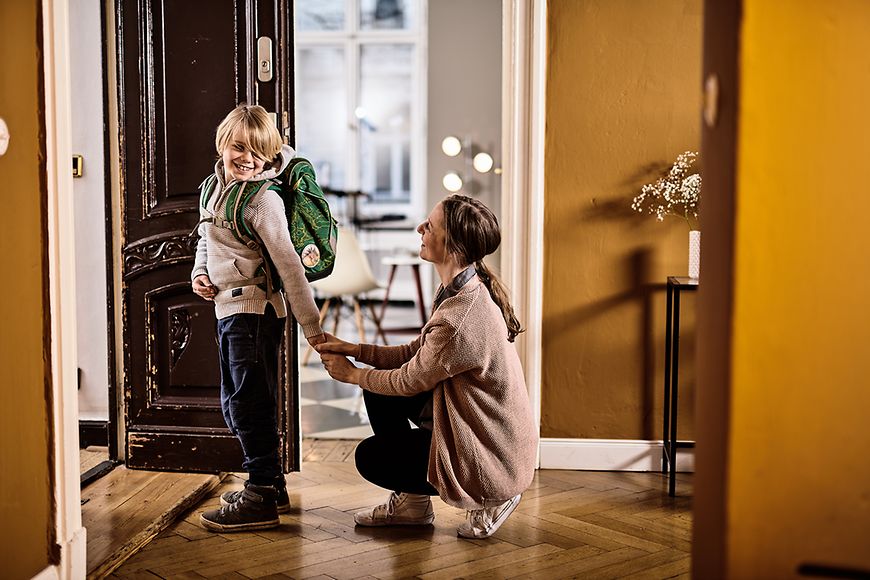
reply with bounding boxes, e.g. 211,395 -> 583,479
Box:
304,227 -> 386,364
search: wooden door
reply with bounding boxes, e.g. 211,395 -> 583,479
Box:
116,0 -> 300,472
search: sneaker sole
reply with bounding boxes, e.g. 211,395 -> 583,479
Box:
220,496 -> 291,514
457,495 -> 521,539
200,514 -> 280,533
353,514 -> 435,527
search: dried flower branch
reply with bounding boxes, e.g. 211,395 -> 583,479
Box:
631,151 -> 701,229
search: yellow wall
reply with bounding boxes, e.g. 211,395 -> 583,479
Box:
544,0 -> 702,438
0,1 -> 54,577
726,1 -> 870,575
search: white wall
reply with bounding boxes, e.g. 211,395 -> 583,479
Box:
70,0 -> 109,421
427,0 -> 503,222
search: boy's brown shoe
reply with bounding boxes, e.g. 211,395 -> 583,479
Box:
220,482 -> 290,513
200,484 -> 279,532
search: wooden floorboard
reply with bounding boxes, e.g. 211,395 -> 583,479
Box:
83,465 -> 223,578
80,446 -> 109,475
105,439 -> 692,579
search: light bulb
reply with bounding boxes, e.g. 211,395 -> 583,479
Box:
442,172 -> 463,192
441,136 -> 462,157
473,152 -> 494,173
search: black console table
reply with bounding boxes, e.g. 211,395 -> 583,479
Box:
662,276 -> 698,497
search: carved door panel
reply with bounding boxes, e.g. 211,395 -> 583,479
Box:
116,0 -> 299,472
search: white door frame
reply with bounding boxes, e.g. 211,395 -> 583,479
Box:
501,0 -> 547,462
38,0 -> 87,578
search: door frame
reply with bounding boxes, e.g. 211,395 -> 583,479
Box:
105,0 -> 126,459
39,0 -> 87,577
501,0 -> 547,463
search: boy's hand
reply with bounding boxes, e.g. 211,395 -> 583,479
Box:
306,333 -> 327,348
192,275 -> 216,301
314,333 -> 361,358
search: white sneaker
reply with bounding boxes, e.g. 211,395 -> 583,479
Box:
457,494 -> 521,539
354,492 -> 435,527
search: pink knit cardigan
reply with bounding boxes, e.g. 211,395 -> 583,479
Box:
358,276 -> 538,509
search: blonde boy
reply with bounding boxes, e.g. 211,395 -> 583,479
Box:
192,104 -> 325,532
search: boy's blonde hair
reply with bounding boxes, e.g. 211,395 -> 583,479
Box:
215,104 -> 282,162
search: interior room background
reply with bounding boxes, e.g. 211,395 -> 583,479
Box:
70,0 -> 505,429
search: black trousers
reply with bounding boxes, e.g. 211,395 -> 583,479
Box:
354,390 -> 439,496
217,304 -> 284,487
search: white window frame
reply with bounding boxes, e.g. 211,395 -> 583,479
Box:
294,0 -> 428,221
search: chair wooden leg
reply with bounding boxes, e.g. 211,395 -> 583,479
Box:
303,298 -> 332,366
318,298 -> 332,326
367,299 -> 389,345
352,298 -> 366,343
378,265 -> 398,323
330,297 -> 342,337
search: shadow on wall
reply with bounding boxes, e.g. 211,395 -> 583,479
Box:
544,159 -> 698,439
542,248 -> 695,440
577,159 -> 683,228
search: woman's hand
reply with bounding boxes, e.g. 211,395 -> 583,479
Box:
320,352 -> 362,385
306,333 -> 327,348
314,333 -> 361,358
192,274 -> 216,301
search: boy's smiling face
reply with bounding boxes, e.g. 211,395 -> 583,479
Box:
222,130 -> 266,182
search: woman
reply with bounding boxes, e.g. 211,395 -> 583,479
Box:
315,194 -> 537,539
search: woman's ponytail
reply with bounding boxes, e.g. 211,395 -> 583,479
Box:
475,260 -> 524,342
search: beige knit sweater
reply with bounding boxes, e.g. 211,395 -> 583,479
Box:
191,145 -> 322,338
357,276 -> 538,509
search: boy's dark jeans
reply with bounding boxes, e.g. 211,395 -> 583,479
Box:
217,304 -> 285,486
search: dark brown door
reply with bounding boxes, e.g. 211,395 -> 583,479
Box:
116,0 -> 300,472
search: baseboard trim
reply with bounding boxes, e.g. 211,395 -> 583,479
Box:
33,525 -> 86,580
79,420 -> 109,448
540,438 -> 695,472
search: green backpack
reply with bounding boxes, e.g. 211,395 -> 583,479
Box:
197,158 -> 338,291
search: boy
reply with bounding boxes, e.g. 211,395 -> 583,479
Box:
191,104 -> 325,532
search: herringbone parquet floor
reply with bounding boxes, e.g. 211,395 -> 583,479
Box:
109,439 -> 693,579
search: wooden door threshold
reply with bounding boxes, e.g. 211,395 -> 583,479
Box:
81,465 -> 225,579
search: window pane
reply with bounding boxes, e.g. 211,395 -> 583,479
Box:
360,0 -> 415,31
296,0 -> 345,31
359,44 -> 413,203
295,47 -> 348,190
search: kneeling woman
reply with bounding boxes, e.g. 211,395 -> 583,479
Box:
316,194 -> 538,539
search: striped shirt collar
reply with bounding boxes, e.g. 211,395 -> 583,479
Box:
433,265 -> 477,310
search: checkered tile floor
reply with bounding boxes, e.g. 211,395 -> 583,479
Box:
300,302 -> 421,439
300,364 -> 373,439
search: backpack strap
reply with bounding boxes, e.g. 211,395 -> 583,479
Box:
225,181 -> 274,250
199,174 -> 217,208
188,175 -> 220,239
225,179 -> 281,299
188,175 -> 279,298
